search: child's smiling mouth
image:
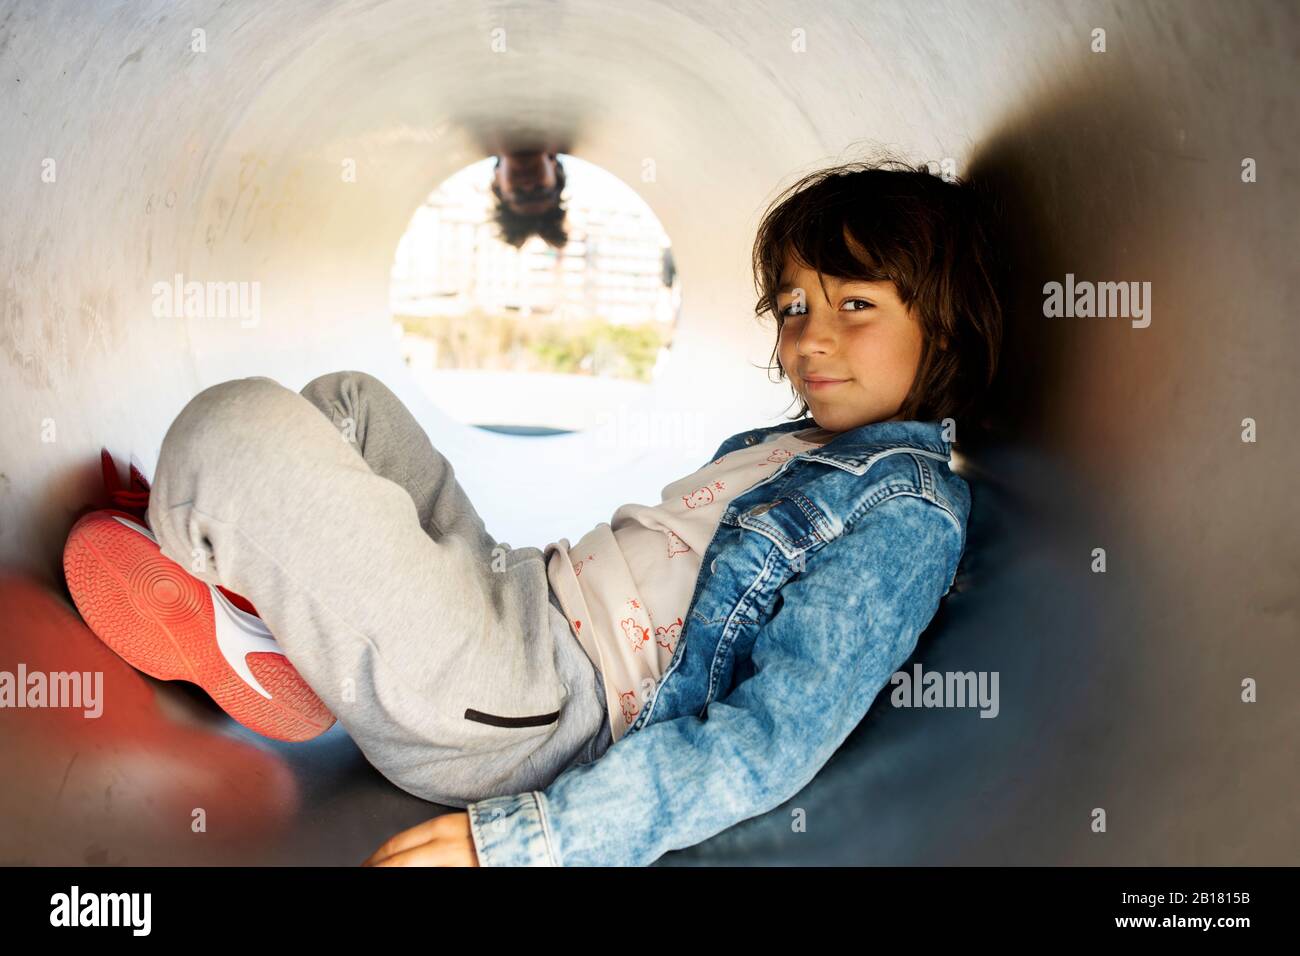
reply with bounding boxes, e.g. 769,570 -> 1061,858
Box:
803,376 -> 850,392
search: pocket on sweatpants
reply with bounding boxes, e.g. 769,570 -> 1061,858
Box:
463,706 -> 560,728
453,678 -> 565,753
451,695 -> 564,781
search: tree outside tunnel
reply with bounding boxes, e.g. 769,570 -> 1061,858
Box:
389,154 -> 682,434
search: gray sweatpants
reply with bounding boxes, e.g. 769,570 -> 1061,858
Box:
145,369 -> 612,807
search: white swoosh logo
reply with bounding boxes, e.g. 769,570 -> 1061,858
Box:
111,514 -> 280,700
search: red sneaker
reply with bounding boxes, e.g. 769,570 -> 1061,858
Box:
98,448 -> 261,617
63,507 -> 336,742
100,448 -> 151,525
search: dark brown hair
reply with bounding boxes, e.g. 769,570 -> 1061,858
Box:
752,156 -> 1004,431
491,155 -> 570,249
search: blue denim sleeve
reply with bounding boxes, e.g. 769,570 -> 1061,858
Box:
466,493 -> 964,866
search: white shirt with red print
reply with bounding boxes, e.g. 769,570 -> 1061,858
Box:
543,427 -> 831,744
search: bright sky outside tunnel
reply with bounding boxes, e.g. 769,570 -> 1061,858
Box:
389,154 -> 682,433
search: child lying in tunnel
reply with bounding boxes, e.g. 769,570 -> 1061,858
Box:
63,158 -> 1003,866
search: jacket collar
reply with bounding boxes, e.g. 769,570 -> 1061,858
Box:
755,416 -> 953,473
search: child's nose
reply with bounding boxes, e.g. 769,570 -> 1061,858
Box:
796,317 -> 836,352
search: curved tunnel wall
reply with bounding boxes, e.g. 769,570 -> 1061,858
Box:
0,0 -> 1295,863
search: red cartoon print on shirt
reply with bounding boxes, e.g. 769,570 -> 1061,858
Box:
572,552 -> 595,577
621,617 -> 651,652
665,529 -> 690,556
759,447 -> 794,467
655,616 -> 684,651
619,690 -> 639,725
683,481 -> 725,509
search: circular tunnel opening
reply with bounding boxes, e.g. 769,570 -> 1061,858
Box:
388,152 -> 682,436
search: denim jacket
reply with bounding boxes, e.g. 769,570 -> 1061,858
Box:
466,416 -> 970,866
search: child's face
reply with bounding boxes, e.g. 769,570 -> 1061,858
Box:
776,257 -> 924,432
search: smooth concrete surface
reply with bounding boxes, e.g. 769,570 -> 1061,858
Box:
0,0 -> 1296,864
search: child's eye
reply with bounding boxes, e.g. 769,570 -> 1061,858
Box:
843,298 -> 875,312
778,302 -> 807,318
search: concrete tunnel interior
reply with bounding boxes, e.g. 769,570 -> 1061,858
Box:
0,0 -> 1296,865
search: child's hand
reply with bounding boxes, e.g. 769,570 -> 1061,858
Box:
362,811 -> 480,867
